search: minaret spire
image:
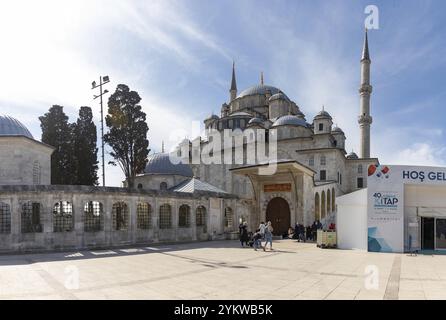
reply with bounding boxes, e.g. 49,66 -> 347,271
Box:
260,71 -> 264,85
229,61 -> 237,102
361,28 -> 370,61
358,28 -> 373,158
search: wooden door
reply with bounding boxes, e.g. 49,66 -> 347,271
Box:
266,197 -> 290,236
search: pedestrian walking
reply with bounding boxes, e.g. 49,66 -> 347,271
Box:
263,221 -> 274,251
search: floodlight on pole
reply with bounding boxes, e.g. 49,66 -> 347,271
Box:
92,75 -> 110,187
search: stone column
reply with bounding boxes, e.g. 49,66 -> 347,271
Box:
11,195 -> 20,250
104,196 -> 113,246
73,194 -> 84,249
152,196 -> 159,243
191,200 -> 197,241
129,197 -> 137,245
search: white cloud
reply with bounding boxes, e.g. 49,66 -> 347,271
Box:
382,142 -> 446,167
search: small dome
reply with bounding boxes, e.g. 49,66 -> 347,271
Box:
144,153 -> 193,177
332,126 -> 344,134
0,115 -> 33,139
269,92 -> 290,102
247,117 -> 264,127
347,151 -> 359,159
205,114 -> 219,120
314,109 -> 332,120
271,115 -> 309,128
237,84 -> 288,99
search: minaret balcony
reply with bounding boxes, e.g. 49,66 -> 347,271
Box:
358,84 -> 373,94
358,114 -> 373,124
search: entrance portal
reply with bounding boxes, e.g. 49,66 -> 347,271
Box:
421,217 -> 434,250
266,197 -> 290,236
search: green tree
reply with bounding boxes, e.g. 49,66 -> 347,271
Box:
39,105 -> 75,184
73,106 -> 99,185
104,84 -> 149,188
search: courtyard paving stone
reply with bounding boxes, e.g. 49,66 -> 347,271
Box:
0,240 -> 445,300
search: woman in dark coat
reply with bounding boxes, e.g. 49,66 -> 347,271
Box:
239,222 -> 249,247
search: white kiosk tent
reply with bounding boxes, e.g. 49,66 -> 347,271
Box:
336,165 -> 446,253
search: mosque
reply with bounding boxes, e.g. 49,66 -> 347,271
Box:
0,31 -> 379,252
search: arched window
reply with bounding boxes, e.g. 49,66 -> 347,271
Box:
137,183 -> 143,189
21,202 -> 42,233
159,204 -> 172,229
112,202 -> 128,231
0,202 -> 11,234
178,204 -> 191,227
160,182 -> 168,190
314,193 -> 320,221
32,160 -> 41,185
84,201 -> 103,232
321,191 -> 326,219
196,206 -> 206,227
224,207 -> 233,229
327,189 -> 331,213
358,164 -> 363,174
53,201 -> 73,232
137,203 -> 152,229
332,188 -> 335,211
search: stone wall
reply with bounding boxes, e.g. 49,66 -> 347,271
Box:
0,185 -> 240,253
0,137 -> 52,185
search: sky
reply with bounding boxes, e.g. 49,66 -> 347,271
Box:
0,0 -> 445,186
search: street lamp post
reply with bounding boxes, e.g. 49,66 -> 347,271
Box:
92,76 -> 110,187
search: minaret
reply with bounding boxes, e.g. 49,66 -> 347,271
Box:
358,29 -> 373,158
229,61 -> 237,102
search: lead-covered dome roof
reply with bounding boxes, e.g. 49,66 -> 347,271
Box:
271,115 -> 309,128
0,115 -> 33,139
269,92 -> 290,102
144,153 -> 193,177
314,110 -> 332,120
346,151 -> 359,159
237,84 -> 289,99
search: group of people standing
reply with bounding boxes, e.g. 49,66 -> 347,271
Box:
239,219 -> 331,249
284,220 -> 324,241
239,221 -> 274,251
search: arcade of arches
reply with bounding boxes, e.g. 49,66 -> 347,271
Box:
314,188 -> 335,221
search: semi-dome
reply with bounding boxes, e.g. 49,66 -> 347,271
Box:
229,111 -> 252,117
346,151 -> 359,159
268,92 -> 290,102
247,117 -> 264,126
271,115 -> 309,128
314,109 -> 332,120
144,153 -> 193,177
237,84 -> 289,99
0,115 -> 33,139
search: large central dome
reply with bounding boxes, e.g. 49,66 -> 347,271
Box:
0,115 -> 33,139
237,84 -> 289,99
144,153 -> 193,177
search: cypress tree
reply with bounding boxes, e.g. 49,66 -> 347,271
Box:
104,84 -> 149,188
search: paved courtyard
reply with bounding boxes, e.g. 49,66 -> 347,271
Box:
0,240 -> 445,300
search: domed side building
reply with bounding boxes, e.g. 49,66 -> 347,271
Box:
176,31 -> 380,236
0,118 -> 239,253
0,115 -> 54,185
